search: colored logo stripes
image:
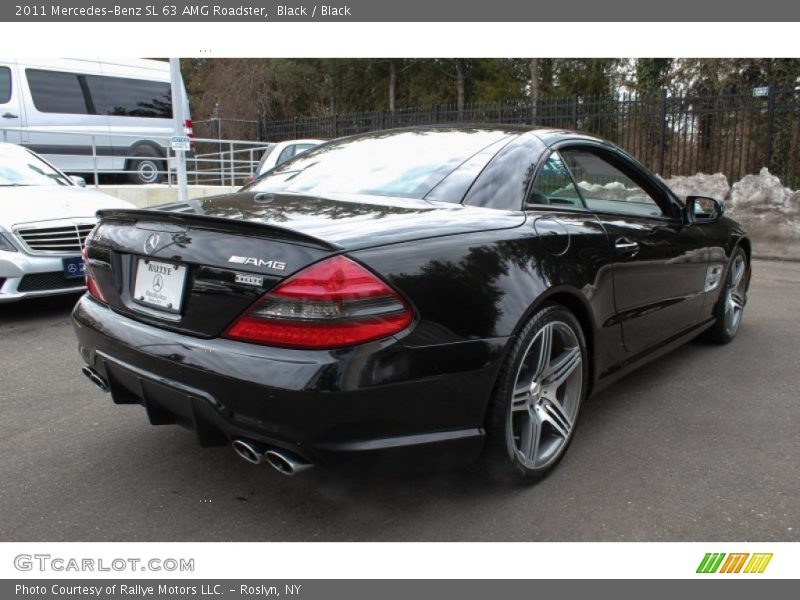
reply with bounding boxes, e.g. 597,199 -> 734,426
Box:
697,553 -> 773,574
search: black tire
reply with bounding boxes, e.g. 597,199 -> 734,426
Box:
127,146 -> 165,185
485,304 -> 589,482
703,248 -> 749,344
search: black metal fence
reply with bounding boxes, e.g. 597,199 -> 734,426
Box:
253,86 -> 800,187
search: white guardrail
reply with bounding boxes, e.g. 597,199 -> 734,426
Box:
0,126 -> 272,188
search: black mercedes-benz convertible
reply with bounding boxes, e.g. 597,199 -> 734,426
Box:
72,126 -> 751,480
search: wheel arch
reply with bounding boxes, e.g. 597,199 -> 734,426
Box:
731,235 -> 752,291
124,140 -> 166,169
510,286 -> 598,396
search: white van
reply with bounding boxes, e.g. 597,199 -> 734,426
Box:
0,58 -> 191,184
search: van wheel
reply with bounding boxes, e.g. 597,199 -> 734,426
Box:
127,146 -> 164,184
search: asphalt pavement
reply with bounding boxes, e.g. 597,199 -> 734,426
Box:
1,259 -> 798,541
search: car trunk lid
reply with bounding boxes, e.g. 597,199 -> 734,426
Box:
85,192 -> 524,338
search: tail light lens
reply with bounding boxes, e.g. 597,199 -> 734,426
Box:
224,256 -> 412,349
82,246 -> 106,303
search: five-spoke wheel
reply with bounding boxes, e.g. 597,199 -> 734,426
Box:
488,304 -> 588,480
706,248 -> 749,344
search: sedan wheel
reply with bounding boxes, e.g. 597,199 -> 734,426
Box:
487,304 -> 588,480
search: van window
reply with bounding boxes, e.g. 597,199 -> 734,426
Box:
26,69 -> 89,114
86,76 -> 172,119
0,67 -> 11,104
25,68 -> 172,119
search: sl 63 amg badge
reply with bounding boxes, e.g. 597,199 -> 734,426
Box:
228,256 -> 287,271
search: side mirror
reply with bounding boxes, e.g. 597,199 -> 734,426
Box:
684,195 -> 724,224
69,175 -> 87,188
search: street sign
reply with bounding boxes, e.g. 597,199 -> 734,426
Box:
171,135 -> 191,151
752,86 -> 770,98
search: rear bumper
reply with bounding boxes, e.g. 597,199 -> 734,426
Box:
71,295 -> 510,468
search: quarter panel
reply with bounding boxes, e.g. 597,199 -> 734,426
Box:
351,212 -> 622,385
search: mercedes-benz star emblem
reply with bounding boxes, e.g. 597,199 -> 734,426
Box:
152,274 -> 164,293
144,233 -> 160,255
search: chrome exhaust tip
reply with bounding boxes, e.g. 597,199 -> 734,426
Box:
81,366 -> 109,393
231,439 -> 266,465
265,449 -> 314,476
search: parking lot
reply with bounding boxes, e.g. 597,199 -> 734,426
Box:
1,258 -> 798,542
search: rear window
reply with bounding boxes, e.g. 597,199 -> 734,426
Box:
86,75 -> 172,119
0,67 -> 11,104
246,129 -> 511,200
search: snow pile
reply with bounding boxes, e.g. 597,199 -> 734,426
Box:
661,168 -> 799,259
727,168 -> 800,257
661,173 -> 731,204
575,181 -> 651,203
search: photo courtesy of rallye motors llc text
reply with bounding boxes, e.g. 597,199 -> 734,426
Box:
15,583 -> 297,597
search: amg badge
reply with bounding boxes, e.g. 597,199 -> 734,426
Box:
228,256 -> 287,271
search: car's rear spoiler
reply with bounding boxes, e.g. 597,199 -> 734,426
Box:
94,208 -> 342,251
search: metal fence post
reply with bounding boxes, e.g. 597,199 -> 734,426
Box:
229,142 -> 234,188
658,89 -> 668,175
765,80 -> 776,171
572,94 -> 579,130
91,135 -> 98,189
167,145 -> 172,188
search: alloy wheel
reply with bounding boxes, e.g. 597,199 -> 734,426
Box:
507,321 -> 583,470
724,255 -> 747,336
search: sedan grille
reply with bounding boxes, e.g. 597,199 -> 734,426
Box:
15,223 -> 96,255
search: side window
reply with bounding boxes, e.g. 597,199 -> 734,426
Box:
86,75 -> 172,119
0,67 -> 11,104
560,148 -> 664,218
276,145 -> 296,166
527,152 -> 584,209
26,69 -> 89,114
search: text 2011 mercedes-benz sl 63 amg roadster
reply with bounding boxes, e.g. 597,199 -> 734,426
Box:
72,126 -> 751,479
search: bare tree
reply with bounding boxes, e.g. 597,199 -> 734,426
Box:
530,58 -> 540,123
456,59 -> 466,119
388,59 -> 397,113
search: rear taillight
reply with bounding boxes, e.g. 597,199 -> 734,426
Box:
224,256 -> 412,349
82,247 -> 106,303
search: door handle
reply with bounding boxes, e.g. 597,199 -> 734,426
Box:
2,112 -> 18,119
614,237 -> 639,255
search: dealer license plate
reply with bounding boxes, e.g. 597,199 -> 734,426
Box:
133,258 -> 187,313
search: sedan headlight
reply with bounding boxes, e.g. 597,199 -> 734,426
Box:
0,233 -> 18,252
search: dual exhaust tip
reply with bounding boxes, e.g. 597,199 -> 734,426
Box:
232,439 -> 313,476
81,366 -> 312,476
81,366 -> 109,393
